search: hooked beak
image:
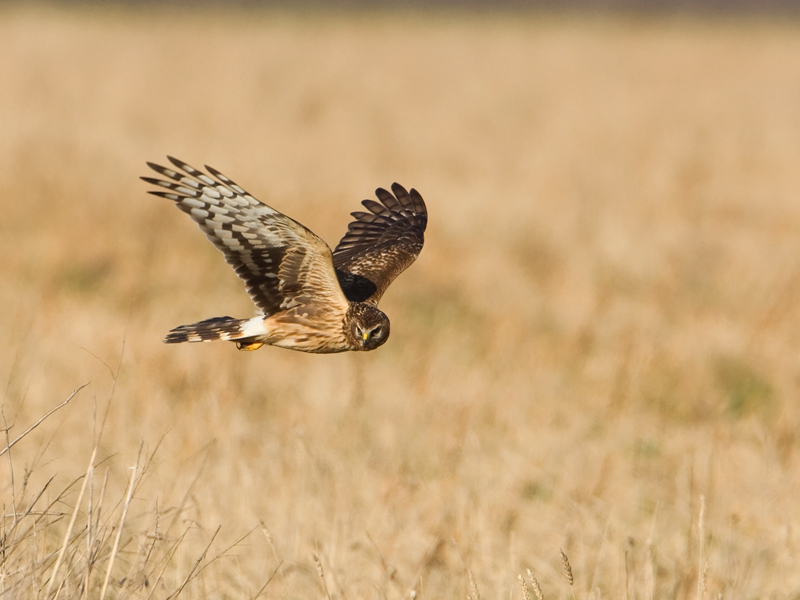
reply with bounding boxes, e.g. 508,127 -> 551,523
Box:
362,331 -> 369,342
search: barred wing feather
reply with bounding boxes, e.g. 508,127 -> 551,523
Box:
333,183 -> 427,304
142,157 -> 349,318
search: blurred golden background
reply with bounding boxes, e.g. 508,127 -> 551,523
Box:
2,4 -> 800,598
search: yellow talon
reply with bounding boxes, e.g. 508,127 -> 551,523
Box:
237,341 -> 264,351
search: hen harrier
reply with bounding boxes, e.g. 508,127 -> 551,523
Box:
142,157 -> 427,353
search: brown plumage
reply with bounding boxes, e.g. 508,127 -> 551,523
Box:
142,157 -> 427,353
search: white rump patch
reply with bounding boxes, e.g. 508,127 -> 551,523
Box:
241,316 -> 268,337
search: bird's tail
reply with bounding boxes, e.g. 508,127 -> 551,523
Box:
164,316 -> 266,349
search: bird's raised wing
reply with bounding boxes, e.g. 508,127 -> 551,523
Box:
143,157 -> 349,318
332,183 -> 427,304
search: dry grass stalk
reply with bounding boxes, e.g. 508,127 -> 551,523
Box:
99,449 -> 140,600
0,389 -> 88,598
0,401 -> 224,600
83,456 -> 95,600
526,569 -> 544,600
560,550 -> 574,586
467,569 -> 481,600
700,559 -> 709,600
260,521 -> 281,568
560,550 -> 576,600
44,446 -> 97,599
313,553 -> 333,600
624,551 -> 630,600
0,384 -> 88,460
643,545 -> 655,600
145,525 -> 192,599
2,410 -> 18,523
645,507 -> 658,600
252,559 -> 284,599
166,525 -> 221,600
518,574 -> 531,600
696,495 -> 706,600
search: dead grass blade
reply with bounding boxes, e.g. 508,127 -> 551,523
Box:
0,384 -> 88,459
144,524 -> 192,600
44,446 -> 98,599
251,559 -> 284,600
99,446 -> 141,600
165,525 -> 221,600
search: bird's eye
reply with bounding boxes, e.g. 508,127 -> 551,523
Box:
356,326 -> 363,336
373,326 -> 382,336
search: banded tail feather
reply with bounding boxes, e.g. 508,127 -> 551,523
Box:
164,315 -> 267,351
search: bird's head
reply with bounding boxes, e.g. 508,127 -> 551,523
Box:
347,303 -> 390,351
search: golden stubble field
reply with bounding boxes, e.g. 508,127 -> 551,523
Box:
2,6 -> 800,599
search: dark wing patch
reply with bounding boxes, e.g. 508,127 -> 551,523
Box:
333,183 -> 427,304
143,157 -> 349,318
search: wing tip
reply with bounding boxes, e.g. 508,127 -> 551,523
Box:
377,183 -> 427,217
205,164 -> 236,186
167,155 -> 189,170
390,182 -> 408,196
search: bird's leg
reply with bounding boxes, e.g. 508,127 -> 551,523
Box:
236,341 -> 265,351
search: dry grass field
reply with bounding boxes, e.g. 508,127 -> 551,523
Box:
2,5 -> 800,598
